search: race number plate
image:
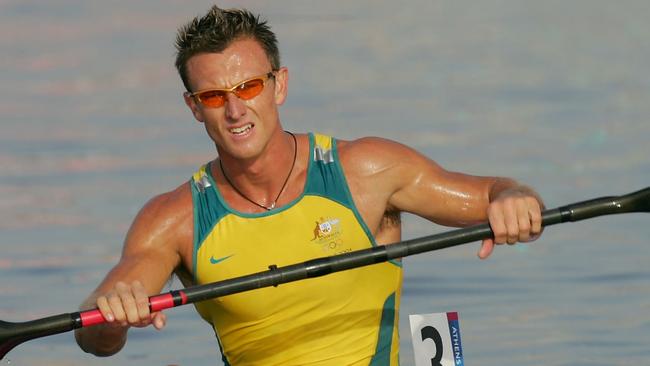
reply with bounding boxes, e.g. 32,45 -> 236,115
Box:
409,312 -> 464,366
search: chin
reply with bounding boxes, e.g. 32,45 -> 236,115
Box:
219,140 -> 265,161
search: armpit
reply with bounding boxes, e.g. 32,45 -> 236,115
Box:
375,209 -> 402,245
381,209 -> 402,230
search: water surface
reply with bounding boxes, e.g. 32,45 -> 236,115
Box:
1,1 -> 648,365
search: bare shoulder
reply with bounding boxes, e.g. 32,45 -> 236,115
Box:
335,137 -> 441,239
336,136 -> 495,227
79,181 -> 195,305
336,136 -> 443,191
337,136 -> 421,164
122,181 -> 194,268
138,181 -> 193,222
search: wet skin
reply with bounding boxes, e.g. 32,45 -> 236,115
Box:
75,37 -> 543,357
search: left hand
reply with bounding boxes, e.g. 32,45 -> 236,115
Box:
478,188 -> 543,259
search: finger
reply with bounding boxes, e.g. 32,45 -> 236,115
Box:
528,197 -> 543,238
478,238 -> 494,259
116,281 -> 140,325
502,200 -> 519,244
152,312 -> 167,330
516,198 -> 531,242
107,288 -> 127,326
132,280 -> 151,321
488,204 -> 507,244
96,295 -> 115,323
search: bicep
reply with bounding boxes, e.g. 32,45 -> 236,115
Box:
85,194 -> 187,305
386,147 -> 496,227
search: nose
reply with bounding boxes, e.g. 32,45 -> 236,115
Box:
224,92 -> 247,121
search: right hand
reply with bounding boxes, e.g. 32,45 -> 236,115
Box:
95,280 -> 167,330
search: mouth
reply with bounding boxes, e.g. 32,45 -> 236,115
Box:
229,123 -> 254,136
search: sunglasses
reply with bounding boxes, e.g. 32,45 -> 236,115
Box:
185,72 -> 276,108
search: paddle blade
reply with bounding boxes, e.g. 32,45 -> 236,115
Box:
0,314 -> 77,360
554,186 -> 650,223
0,320 -> 21,360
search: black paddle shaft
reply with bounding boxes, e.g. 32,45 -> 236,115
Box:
181,186 -> 650,304
1,187 -> 648,359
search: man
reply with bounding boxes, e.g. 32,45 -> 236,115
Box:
75,6 -> 543,365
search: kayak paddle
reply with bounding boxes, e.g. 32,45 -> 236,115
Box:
1,186 -> 648,359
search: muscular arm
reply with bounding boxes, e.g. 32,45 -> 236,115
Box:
340,137 -> 543,256
75,184 -> 193,356
389,151 -> 542,227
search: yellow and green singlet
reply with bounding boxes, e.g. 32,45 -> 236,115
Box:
190,133 -> 403,365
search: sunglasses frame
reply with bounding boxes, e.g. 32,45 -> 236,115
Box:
184,71 -> 276,108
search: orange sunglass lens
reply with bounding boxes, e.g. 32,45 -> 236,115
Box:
234,79 -> 265,100
197,90 -> 227,108
194,77 -> 267,107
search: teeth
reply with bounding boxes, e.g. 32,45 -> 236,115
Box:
230,124 -> 252,135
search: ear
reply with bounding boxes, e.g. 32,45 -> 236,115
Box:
273,67 -> 289,106
183,93 -> 205,123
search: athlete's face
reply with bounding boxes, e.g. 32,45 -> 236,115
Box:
183,38 -> 288,160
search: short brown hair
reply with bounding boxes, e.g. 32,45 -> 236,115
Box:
175,6 -> 280,91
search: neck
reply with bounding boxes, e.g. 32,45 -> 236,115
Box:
216,130 -> 298,210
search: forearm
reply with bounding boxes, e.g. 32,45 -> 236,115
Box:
72,190 -> 187,356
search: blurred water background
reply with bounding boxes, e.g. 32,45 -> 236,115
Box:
1,1 -> 648,365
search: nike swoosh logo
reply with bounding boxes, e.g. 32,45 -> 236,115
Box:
210,254 -> 233,265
